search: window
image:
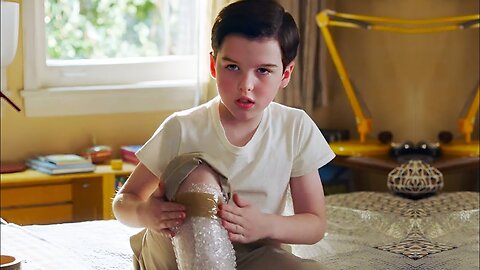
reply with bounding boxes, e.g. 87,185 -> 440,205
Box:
22,0 -> 206,117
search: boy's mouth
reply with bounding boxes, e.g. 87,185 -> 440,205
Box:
235,97 -> 255,109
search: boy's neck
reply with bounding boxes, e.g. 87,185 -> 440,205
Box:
218,103 -> 263,147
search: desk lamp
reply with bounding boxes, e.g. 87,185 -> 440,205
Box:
316,10 -> 479,157
1,1 -> 20,111
1,1 -> 23,173
440,85 -> 479,156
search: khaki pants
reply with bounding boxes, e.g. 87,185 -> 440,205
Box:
131,229 -> 325,270
131,153 -> 326,270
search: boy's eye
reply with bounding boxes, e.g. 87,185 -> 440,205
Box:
226,64 -> 239,71
257,68 -> 271,75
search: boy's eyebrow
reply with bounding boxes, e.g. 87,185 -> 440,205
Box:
221,56 -> 238,63
258,63 -> 279,68
221,56 -> 279,68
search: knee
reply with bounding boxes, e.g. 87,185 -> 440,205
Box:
174,164 -> 224,219
177,164 -> 221,194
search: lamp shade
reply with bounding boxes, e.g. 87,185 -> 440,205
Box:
1,1 -> 20,91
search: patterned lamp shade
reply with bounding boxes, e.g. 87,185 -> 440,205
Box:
1,1 -> 19,91
387,160 -> 444,199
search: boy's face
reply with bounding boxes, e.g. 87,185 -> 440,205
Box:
211,35 -> 294,124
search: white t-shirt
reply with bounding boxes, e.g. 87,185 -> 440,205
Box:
137,96 -> 335,215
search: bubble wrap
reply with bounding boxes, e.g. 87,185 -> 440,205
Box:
172,184 -> 236,270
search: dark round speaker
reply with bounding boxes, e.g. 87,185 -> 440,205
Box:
438,131 -> 453,144
378,131 -> 393,144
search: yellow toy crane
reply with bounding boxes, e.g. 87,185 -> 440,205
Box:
316,10 -> 479,156
441,85 -> 479,156
459,86 -> 479,144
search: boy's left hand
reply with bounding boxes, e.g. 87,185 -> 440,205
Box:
219,193 -> 270,243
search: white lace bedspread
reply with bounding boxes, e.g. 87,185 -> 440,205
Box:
1,220 -> 142,270
1,192 -> 478,269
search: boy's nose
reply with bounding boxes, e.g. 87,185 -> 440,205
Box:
238,73 -> 254,93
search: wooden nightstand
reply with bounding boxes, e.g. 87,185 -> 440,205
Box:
0,163 -> 135,225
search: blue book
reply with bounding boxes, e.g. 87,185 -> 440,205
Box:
37,154 -> 91,166
26,159 -> 95,175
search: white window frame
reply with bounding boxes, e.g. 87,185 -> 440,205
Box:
22,0 -> 204,117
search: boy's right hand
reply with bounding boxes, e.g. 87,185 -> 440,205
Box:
138,181 -> 186,237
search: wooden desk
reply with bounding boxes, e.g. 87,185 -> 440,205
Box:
0,164 -> 135,225
333,155 -> 479,173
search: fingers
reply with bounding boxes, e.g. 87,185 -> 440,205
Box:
222,220 -> 247,243
159,201 -> 186,212
219,206 -> 242,225
228,232 -> 247,243
222,220 -> 244,235
218,195 -> 245,233
146,200 -> 186,232
232,193 -> 250,208
150,213 -> 185,236
161,217 -> 184,229
155,205 -> 186,229
161,211 -> 186,220
150,213 -> 184,229
219,202 -> 242,216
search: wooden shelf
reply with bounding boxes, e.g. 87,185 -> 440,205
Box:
0,163 -> 135,225
333,155 -> 479,173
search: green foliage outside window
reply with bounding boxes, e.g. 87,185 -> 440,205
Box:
45,0 -> 192,60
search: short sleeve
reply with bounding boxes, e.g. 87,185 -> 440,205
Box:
136,114 -> 181,179
291,112 -> 335,178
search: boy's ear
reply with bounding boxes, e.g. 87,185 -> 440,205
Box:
209,52 -> 216,79
280,62 -> 295,88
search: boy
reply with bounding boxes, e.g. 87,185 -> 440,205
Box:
113,0 -> 335,269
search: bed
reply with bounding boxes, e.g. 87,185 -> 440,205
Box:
1,191 -> 478,270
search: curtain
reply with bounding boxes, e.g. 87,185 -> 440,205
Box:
275,0 -> 327,114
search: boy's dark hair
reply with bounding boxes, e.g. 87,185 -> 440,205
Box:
211,0 -> 300,71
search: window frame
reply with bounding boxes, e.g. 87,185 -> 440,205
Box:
22,0 -> 202,117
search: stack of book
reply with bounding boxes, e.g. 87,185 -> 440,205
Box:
120,145 -> 141,165
26,154 -> 96,175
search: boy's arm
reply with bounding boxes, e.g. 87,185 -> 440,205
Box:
220,169 -> 326,245
112,162 -> 186,235
270,169 -> 327,244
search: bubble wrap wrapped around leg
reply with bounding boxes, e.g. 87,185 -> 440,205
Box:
172,184 -> 236,270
